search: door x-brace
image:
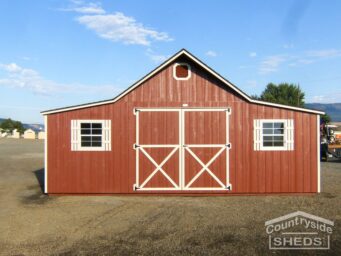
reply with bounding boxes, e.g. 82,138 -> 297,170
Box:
133,108 -> 232,191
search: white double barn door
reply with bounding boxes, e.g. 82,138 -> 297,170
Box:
134,108 -> 231,191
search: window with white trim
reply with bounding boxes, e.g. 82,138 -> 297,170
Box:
173,63 -> 191,80
254,119 -> 294,151
71,120 -> 111,151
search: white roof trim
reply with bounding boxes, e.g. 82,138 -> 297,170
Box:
41,49 -> 325,115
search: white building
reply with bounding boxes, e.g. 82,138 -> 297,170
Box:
23,129 -> 36,139
12,129 -> 20,139
38,131 -> 45,140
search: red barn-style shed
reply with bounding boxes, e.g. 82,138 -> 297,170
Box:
41,49 -> 324,195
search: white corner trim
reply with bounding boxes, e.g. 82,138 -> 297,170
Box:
317,115 -> 321,193
173,62 -> 191,80
44,115 -> 48,194
41,50 -> 325,116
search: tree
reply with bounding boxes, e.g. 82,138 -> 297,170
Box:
258,83 -> 305,107
321,113 -> 331,124
250,94 -> 260,100
0,118 -> 25,134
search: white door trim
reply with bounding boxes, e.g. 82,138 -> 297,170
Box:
134,108 -> 232,191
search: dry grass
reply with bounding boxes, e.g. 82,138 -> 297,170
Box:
0,139 -> 340,255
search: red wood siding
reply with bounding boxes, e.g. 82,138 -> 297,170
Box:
47,56 -> 318,194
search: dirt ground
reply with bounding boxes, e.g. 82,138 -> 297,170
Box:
0,139 -> 340,255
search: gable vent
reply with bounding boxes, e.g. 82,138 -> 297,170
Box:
173,63 -> 191,80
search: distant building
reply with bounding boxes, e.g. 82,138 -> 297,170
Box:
0,129 -> 9,138
38,131 -> 45,140
12,129 -> 20,139
23,129 -> 36,139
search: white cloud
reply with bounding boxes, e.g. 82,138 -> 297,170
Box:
20,56 -> 31,61
59,1 -> 173,46
249,52 -> 257,58
59,1 -> 105,14
283,43 -> 294,49
73,3 -> 105,14
258,48 -> 341,74
259,55 -> 288,74
305,49 -> 341,58
146,49 -> 169,63
77,12 -> 172,46
0,63 -> 119,96
307,92 -> 341,103
206,50 -> 217,57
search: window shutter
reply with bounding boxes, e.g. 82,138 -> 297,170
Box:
103,120 -> 111,151
286,119 -> 294,150
71,120 -> 79,151
254,119 -> 261,151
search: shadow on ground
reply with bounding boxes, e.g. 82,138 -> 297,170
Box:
19,168 -> 51,205
33,168 -> 44,193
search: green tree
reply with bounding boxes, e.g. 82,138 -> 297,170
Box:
250,94 -> 260,100
0,118 -> 25,134
321,113 -> 331,124
258,83 -> 305,107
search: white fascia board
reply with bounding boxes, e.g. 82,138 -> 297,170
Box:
41,49 -> 325,116
250,99 -> 325,115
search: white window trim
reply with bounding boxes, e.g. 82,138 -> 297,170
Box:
71,119 -> 111,152
259,119 -> 290,151
78,120 -> 105,151
173,63 -> 191,80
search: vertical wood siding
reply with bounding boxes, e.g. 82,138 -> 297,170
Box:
47,56 -> 319,194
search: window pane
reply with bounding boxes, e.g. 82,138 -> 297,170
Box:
92,142 -> 102,147
274,122 -> 284,129
92,136 -> 102,142
81,141 -> 91,147
274,136 -> 284,141
92,129 -> 102,135
274,128 -> 284,134
92,123 -> 102,129
263,141 -> 273,147
263,136 -> 273,141
81,129 -> 91,135
263,129 -> 273,134
274,141 -> 284,146
81,136 -> 91,141
263,123 -> 273,128
81,123 -> 91,129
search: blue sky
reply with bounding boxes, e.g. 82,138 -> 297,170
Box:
1,0 -> 341,123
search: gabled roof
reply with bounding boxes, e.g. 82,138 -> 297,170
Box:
41,49 -> 324,115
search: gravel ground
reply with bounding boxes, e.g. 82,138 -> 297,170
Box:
0,139 -> 340,255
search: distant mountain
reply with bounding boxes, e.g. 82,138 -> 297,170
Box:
23,123 -> 44,132
305,103 -> 341,121
0,118 -> 44,132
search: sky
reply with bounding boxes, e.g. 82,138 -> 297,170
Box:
0,0 -> 341,123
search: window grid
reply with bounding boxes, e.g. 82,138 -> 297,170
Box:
80,123 -> 102,148
262,122 -> 285,147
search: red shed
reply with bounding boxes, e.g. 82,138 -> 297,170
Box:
41,49 -> 324,195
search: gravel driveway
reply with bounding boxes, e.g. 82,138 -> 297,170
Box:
0,139 -> 340,255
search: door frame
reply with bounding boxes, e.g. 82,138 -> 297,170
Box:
133,107 -> 232,191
